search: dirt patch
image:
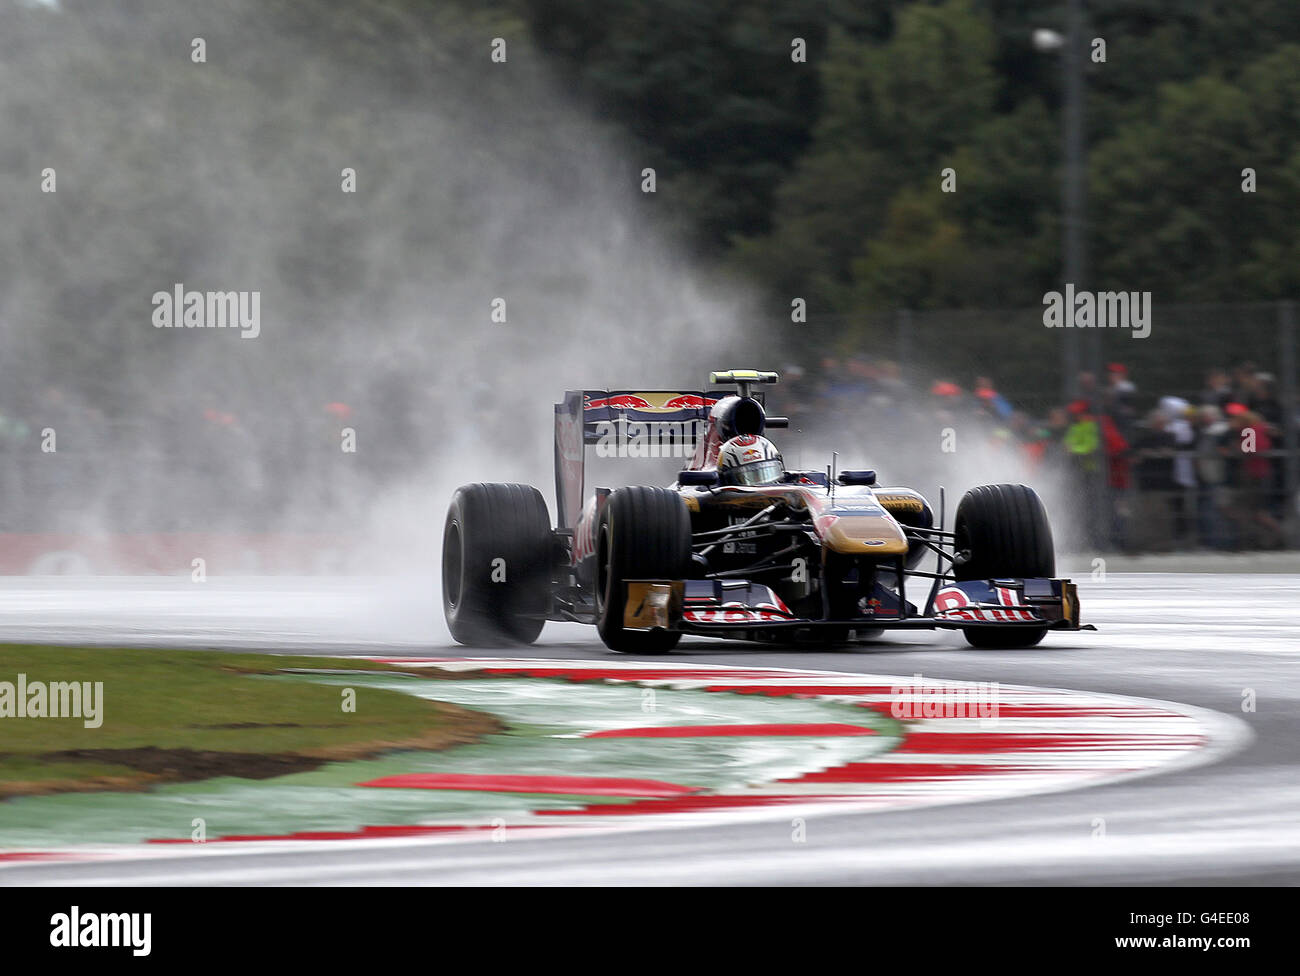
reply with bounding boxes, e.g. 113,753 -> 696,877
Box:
223,664 -> 494,679
38,747 -> 322,780
0,700 -> 502,799
189,722 -> 332,730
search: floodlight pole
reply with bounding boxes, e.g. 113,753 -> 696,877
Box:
1062,0 -> 1089,402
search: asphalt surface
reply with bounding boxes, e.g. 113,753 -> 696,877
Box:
1,572 -> 1296,885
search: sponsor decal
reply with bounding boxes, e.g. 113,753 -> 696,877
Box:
683,591 -> 794,624
585,393 -> 718,414
722,513 -> 758,554
556,405 -> 583,463
572,497 -> 599,564
662,394 -> 717,409
683,608 -> 792,624
830,502 -> 885,515
877,495 -> 925,513
584,394 -> 653,411
934,585 -> 1040,622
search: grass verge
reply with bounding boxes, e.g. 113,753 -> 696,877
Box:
0,646 -> 498,798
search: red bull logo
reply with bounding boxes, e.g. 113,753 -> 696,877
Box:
584,393 -> 718,412
584,394 -> 653,411
662,394 -> 717,409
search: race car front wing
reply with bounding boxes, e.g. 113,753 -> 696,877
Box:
622,576 -> 1091,638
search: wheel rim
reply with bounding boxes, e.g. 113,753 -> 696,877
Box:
443,520 -> 464,611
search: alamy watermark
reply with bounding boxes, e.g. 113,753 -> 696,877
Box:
0,673 -> 103,728
594,420 -> 699,459
890,673 -> 1000,726
1042,284 -> 1151,338
50,907 -> 150,956
152,283 -> 260,338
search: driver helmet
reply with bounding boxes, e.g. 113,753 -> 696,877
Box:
717,435 -> 784,486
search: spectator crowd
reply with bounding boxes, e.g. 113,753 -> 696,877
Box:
779,357 -> 1295,552
0,357 -> 1294,552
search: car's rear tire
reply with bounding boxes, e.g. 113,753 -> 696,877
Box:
954,483 -> 1054,649
595,486 -> 691,654
443,483 -> 553,646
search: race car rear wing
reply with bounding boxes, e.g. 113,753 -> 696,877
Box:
554,390 -> 722,529
577,390 -> 724,440
553,374 -> 789,530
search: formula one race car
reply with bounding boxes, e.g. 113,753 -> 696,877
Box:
442,369 -> 1090,652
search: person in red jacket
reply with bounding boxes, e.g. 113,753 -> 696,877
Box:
1230,409 -> 1280,546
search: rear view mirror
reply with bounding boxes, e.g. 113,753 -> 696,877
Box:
678,470 -> 718,486
838,469 -> 877,486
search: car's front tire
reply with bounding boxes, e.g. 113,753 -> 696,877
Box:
595,486 -> 691,654
443,483 -> 553,646
954,483 -> 1054,649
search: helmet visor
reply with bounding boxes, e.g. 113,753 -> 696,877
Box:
728,458 -> 784,486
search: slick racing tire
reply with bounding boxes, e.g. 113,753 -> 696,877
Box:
443,483 -> 553,646
954,483 -> 1054,649
596,486 -> 692,654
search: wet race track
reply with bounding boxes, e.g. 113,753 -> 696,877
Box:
0,572 -> 1296,885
